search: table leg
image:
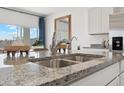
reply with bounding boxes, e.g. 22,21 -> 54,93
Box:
26,51 -> 29,55
20,51 -> 23,55
12,51 -> 15,57
63,48 -> 66,53
7,51 -> 10,56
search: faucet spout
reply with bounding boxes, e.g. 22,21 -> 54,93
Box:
68,36 -> 78,53
71,36 -> 78,41
50,32 -> 78,55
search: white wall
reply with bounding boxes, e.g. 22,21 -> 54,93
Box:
0,8 -> 39,27
45,8 -> 109,50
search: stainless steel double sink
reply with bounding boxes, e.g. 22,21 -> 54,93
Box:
30,53 -> 104,68
36,59 -> 76,68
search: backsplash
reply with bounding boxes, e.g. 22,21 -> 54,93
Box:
89,34 -> 109,45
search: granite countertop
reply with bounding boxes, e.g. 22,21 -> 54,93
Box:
0,50 -> 123,86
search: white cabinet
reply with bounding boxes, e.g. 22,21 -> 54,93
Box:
88,8 -> 101,34
118,60 -> 124,86
118,59 -> 124,86
101,8 -> 113,34
120,60 -> 124,72
113,7 -> 124,14
88,7 -> 113,34
107,77 -> 119,86
120,72 -> 124,86
70,63 -> 119,86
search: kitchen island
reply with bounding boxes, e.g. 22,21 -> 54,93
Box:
0,50 -> 123,86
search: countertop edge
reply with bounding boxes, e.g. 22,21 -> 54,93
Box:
40,60 -> 117,86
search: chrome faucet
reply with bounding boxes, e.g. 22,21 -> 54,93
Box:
50,31 -> 66,56
71,36 -> 78,42
67,36 -> 78,53
50,32 -> 78,55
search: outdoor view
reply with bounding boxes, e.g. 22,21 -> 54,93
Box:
0,24 -> 39,48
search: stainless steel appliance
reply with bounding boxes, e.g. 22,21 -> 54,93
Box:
109,13 -> 124,52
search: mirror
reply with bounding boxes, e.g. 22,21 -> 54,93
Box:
55,15 -> 71,43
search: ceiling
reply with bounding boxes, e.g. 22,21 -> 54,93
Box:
7,7 -> 71,16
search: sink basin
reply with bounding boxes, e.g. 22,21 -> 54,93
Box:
30,53 -> 104,68
63,54 -> 103,62
36,59 -> 77,68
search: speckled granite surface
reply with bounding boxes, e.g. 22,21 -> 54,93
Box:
0,51 -> 123,86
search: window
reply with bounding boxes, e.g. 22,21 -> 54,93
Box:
0,24 -> 21,48
30,28 -> 40,46
30,28 -> 39,39
0,23 -> 44,49
0,24 -> 19,40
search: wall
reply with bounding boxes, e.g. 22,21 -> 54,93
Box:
45,8 -> 108,50
0,8 -> 39,27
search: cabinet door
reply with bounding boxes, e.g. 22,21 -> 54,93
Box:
96,8 -> 102,34
120,60 -> 124,72
120,72 -> 124,86
101,8 -> 113,34
70,63 -> 119,86
88,7 -> 113,34
88,8 -> 101,34
88,8 -> 96,34
107,77 -> 119,86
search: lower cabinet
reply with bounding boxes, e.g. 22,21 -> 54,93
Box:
107,77 -> 119,86
120,60 -> 124,72
70,63 -> 119,86
120,72 -> 124,86
69,59 -> 124,86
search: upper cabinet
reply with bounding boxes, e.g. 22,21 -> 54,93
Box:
88,8 -> 113,35
88,8 -> 101,34
114,7 -> 124,14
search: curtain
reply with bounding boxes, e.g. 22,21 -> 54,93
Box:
39,17 -> 45,47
